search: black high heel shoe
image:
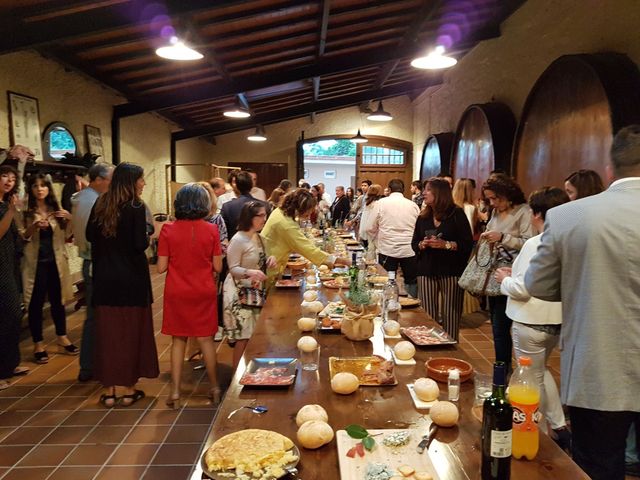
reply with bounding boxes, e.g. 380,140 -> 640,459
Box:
57,344 -> 79,355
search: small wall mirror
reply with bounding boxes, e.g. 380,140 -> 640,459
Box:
43,122 -> 77,161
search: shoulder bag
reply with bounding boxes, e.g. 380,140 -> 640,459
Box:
234,235 -> 268,308
458,239 -> 514,296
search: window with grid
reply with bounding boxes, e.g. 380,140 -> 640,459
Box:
361,146 -> 405,165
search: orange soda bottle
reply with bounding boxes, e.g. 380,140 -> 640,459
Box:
508,356 -> 541,460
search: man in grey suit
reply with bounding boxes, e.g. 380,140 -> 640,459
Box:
525,125 -> 640,480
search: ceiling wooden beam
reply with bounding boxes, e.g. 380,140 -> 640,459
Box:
310,0 -> 331,120
172,76 -> 442,141
1,0 -> 259,54
115,39 -> 484,118
372,0 -> 443,90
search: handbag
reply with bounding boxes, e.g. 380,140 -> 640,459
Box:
458,239 -> 514,296
234,235 -> 267,308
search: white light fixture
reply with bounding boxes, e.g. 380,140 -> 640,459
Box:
247,125 -> 267,142
223,103 -> 251,118
350,129 -> 368,143
367,101 -> 393,121
410,45 -> 457,70
155,36 -> 203,61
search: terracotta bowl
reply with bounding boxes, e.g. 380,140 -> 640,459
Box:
426,357 -> 474,383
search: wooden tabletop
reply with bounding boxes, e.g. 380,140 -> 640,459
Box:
192,281 -> 588,480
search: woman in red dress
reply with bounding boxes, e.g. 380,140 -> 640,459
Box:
157,183 -> 223,407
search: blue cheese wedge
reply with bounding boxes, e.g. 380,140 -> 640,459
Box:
382,430 -> 411,447
365,462 -> 394,480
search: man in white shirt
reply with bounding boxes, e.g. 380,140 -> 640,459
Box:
70,163 -> 113,382
317,182 -> 332,205
247,169 -> 267,201
217,170 -> 239,209
367,179 -> 420,297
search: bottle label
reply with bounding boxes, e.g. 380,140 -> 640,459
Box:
512,401 -> 541,432
490,430 -> 512,458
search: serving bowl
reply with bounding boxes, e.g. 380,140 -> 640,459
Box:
425,357 -> 473,383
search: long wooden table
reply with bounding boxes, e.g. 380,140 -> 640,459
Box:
192,281 -> 587,480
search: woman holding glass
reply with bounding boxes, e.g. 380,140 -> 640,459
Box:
412,178 -> 473,341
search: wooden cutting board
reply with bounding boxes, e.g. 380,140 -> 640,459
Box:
336,429 -> 440,480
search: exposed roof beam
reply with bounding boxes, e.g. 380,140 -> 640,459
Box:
310,0 -> 331,120
115,39 -> 482,118
372,0 -> 443,89
1,1 -> 261,54
172,76 -> 442,141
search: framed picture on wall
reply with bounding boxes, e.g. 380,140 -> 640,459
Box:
85,125 -> 104,158
8,91 -> 43,160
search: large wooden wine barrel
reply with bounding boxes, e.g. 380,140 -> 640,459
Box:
420,132 -> 454,181
451,103 -> 516,196
514,53 -> 640,194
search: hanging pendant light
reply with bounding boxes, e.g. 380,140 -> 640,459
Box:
223,100 -> 251,118
247,125 -> 267,142
156,36 -> 203,61
350,129 -> 368,143
410,45 -> 457,70
367,101 -> 393,121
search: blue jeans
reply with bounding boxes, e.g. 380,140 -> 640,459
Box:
488,295 -> 512,372
79,259 -> 94,374
627,423 -> 639,464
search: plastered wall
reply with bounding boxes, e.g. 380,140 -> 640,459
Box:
0,50 -> 215,213
412,0 -> 640,179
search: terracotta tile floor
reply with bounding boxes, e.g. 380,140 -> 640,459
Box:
0,270 -> 569,479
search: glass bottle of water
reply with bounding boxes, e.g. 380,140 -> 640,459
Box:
382,271 -> 400,322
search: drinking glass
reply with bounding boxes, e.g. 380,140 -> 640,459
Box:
474,372 -> 492,406
300,345 -> 320,371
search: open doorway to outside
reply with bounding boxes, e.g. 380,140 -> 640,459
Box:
301,139 -> 356,195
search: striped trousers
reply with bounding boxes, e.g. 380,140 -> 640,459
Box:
417,275 -> 464,341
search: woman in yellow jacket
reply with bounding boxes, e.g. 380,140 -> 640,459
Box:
262,189 -> 350,277
20,173 -> 76,364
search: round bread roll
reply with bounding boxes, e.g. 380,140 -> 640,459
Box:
319,265 -> 330,273
297,317 -> 316,332
383,320 -> 400,336
297,336 -> 318,353
295,404 -> 329,427
306,274 -> 317,285
414,377 -> 439,402
393,341 -> 416,360
331,372 -> 359,395
303,290 -> 318,302
297,420 -> 334,449
430,400 -> 459,427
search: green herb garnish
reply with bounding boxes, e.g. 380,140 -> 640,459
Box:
346,424 -> 376,451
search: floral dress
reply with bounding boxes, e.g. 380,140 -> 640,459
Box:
223,231 -> 266,341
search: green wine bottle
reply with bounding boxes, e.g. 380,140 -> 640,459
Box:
481,362 -> 512,480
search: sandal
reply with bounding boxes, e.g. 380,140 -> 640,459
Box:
120,389 -> 145,407
13,366 -> 30,376
0,380 -> 11,391
165,394 -> 181,410
208,387 -> 222,406
34,351 -> 49,364
57,344 -> 79,355
99,393 -> 117,408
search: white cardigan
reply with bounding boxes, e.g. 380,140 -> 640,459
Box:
501,234 -> 562,325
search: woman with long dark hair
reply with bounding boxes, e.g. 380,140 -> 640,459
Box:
412,178 -> 473,341
21,173 -> 75,364
0,166 -> 28,388
564,169 -> 604,201
87,163 -> 159,407
158,183 -> 223,407
480,174 -> 534,372
224,202 -> 276,367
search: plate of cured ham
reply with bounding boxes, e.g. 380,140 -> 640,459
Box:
400,326 -> 457,346
239,358 -> 297,387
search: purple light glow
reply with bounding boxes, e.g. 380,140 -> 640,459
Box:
160,23 -> 175,39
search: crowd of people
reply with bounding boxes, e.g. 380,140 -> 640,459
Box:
0,126 -> 639,480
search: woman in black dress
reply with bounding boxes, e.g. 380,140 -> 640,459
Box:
0,165 -> 27,389
87,163 -> 159,407
412,178 -> 473,341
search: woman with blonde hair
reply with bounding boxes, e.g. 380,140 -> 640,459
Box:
87,163 -> 159,407
267,187 -> 285,211
452,178 -> 479,233
198,181 -> 228,253
21,173 -> 75,364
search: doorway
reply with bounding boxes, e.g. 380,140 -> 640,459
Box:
301,139 -> 356,194
297,135 -> 413,197
228,162 -> 288,198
